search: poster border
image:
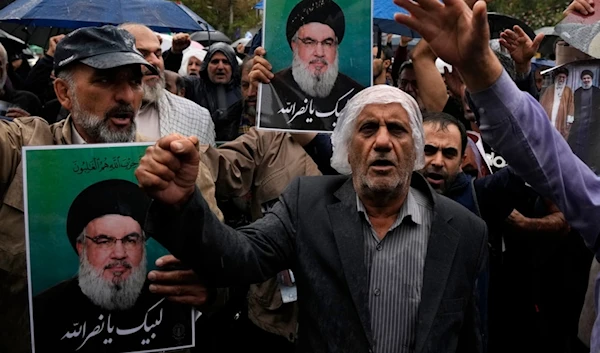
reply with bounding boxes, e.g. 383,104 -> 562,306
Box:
23,142 -> 196,353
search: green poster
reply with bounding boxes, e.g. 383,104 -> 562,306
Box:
24,143 -> 194,353
257,0 -> 372,133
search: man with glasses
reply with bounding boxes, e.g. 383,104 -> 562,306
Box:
32,179 -> 194,353
258,0 -> 364,131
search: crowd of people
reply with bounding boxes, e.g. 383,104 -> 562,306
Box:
1,0 -> 600,352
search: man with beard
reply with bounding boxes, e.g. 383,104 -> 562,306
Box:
258,0 -> 364,131
539,67 -> 574,139
213,56 -> 257,141
136,84 -> 488,353
568,70 -> 600,173
119,23 -> 215,146
0,26 -> 220,353
32,179 -> 194,353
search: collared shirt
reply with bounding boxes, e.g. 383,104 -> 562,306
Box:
70,122 -> 86,144
136,102 -> 161,140
471,70 -> 600,350
137,89 -> 216,145
357,187 -> 433,353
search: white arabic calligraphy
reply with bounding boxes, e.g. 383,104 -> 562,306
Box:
277,88 -> 356,124
60,298 -> 166,350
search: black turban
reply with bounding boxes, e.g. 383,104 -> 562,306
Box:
66,179 -> 151,252
581,70 -> 594,80
286,0 -> 345,48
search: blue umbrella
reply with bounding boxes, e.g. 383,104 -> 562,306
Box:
0,0 -> 212,33
373,0 -> 421,37
254,1 -> 263,10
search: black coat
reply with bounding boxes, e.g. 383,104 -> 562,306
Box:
146,173 -> 488,353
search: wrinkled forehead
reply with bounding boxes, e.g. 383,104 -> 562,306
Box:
355,102 -> 410,124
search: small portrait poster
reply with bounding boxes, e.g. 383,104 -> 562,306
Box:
257,0 -> 372,133
23,143 -> 195,353
541,59 -> 600,174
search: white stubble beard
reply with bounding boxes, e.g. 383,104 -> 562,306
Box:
142,72 -> 166,103
70,89 -> 137,143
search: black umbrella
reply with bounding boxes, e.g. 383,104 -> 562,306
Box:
488,13 -> 536,40
190,30 -> 232,46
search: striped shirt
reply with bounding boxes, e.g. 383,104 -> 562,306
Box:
357,187 -> 433,353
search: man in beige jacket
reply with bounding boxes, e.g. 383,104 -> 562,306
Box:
0,26 -> 220,353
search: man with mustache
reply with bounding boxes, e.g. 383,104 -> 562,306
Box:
258,0 -> 364,131
32,179 -> 194,353
567,70 -> 600,173
178,48 -> 206,78
212,56 -> 257,141
136,84 -> 489,352
0,26 -> 221,353
119,24 -> 215,146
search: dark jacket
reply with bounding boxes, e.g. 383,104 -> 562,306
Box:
33,277 -> 194,353
147,173 -> 488,353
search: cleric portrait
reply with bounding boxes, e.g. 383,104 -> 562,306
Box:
32,179 -> 193,353
258,0 -> 367,132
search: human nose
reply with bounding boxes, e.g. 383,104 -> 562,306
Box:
431,152 -> 444,167
114,80 -> 136,104
146,53 -> 161,68
111,240 -> 127,259
374,127 -> 392,151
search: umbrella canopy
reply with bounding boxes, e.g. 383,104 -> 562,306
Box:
0,0 -> 212,33
190,30 -> 232,46
373,0 -> 420,37
254,1 -> 263,10
487,13 -> 535,40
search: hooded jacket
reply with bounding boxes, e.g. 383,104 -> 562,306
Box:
185,43 -> 242,120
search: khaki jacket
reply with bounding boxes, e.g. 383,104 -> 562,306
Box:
201,127 -> 322,341
0,116 -> 221,353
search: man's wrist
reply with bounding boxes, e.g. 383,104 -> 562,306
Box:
458,48 -> 504,92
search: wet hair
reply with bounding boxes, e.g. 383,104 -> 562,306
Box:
330,85 -> 424,174
422,111 -> 468,155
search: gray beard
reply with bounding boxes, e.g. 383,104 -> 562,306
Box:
71,92 -> 136,143
291,51 -> 339,98
142,73 -> 166,103
78,246 -> 147,311
583,83 -> 593,90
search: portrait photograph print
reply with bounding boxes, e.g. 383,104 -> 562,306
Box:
257,0 -> 372,133
23,144 -> 195,353
540,59 -> 600,174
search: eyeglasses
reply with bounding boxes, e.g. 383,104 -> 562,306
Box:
85,235 -> 142,250
296,37 -> 337,49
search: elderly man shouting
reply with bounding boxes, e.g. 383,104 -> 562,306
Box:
136,84 -> 488,353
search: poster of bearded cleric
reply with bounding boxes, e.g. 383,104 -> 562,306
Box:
22,144 -> 195,353
540,59 -> 600,174
257,0 -> 372,132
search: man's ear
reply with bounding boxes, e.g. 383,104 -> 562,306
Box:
54,77 -> 73,111
76,241 -> 83,257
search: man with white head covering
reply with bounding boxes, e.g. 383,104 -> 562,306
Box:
178,48 -> 207,77
136,84 -> 488,353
